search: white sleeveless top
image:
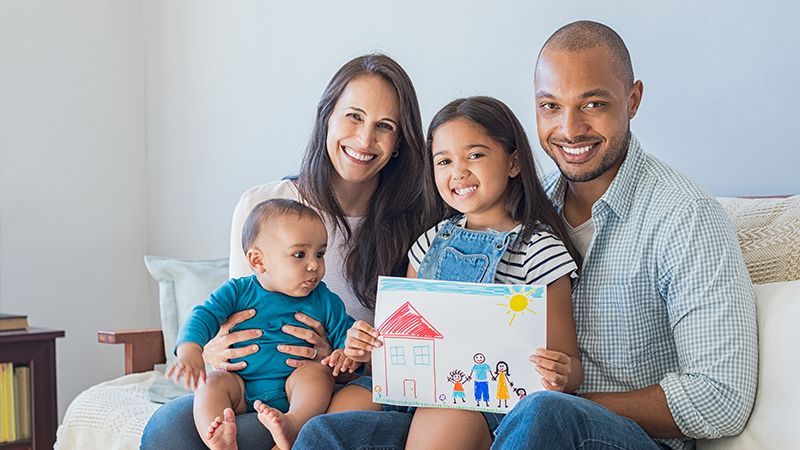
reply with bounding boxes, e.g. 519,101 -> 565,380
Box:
228,180 -> 373,325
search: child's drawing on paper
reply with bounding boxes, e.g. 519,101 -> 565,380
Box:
492,361 -> 514,408
376,301 -> 443,403
364,277 -> 553,414
446,369 -> 468,404
468,353 -> 492,407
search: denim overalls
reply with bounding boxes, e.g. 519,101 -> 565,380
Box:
417,215 -> 517,284
416,215 -> 517,433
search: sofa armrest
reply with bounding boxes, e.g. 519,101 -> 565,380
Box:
98,328 -> 166,375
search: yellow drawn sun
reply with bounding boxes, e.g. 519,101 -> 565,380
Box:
497,287 -> 541,326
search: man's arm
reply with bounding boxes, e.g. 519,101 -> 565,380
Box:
654,198 -> 758,439
581,385 -> 682,438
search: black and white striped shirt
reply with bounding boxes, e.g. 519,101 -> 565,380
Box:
408,216 -> 578,286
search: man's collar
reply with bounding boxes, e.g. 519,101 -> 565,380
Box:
546,133 -> 644,220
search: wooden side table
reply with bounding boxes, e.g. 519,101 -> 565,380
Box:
0,327 -> 65,450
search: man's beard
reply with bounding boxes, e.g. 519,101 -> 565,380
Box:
555,130 -> 630,183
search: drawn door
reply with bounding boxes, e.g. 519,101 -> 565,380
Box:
403,379 -> 417,399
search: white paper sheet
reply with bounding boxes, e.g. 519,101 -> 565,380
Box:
371,276 -> 547,414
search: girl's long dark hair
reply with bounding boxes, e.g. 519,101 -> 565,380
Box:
426,96 -> 582,268
299,54 -> 439,310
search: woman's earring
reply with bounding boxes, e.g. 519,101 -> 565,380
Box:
392,149 -> 399,158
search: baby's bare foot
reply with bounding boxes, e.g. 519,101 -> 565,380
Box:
206,408 -> 238,450
254,400 -> 299,450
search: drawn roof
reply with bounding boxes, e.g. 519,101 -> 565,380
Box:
377,301 -> 443,339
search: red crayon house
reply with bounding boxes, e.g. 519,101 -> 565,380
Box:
377,301 -> 444,402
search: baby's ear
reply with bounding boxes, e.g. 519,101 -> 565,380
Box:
247,248 -> 266,273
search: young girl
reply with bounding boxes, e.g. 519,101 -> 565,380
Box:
344,96 -> 584,447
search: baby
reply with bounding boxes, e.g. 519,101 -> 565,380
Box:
167,198 -> 358,450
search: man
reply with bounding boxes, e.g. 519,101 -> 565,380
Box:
468,353 -> 492,407
492,21 -> 757,449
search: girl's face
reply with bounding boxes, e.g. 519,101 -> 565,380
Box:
326,75 -> 400,190
497,362 -> 508,372
431,117 -> 519,226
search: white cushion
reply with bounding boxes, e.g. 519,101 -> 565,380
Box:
698,279 -> 800,449
717,196 -> 800,284
143,256 -> 228,366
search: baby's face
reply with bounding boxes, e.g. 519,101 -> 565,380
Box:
254,214 -> 328,297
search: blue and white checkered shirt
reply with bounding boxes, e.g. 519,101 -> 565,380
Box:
544,135 -> 758,450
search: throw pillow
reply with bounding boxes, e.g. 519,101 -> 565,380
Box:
143,256 -> 229,365
717,196 -> 800,284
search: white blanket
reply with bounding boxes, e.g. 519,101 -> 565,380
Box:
55,371 -> 162,450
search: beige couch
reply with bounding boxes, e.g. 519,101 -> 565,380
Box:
55,196 -> 800,449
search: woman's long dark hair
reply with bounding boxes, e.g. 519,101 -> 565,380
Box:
298,54 -> 439,310
425,96 -> 581,268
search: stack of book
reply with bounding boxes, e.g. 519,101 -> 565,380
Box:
0,363 -> 31,443
0,313 -> 28,332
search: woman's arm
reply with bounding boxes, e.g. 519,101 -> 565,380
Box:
533,274 -> 583,393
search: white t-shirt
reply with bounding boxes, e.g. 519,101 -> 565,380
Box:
408,216 -> 578,286
562,211 -> 595,259
229,179 -> 374,325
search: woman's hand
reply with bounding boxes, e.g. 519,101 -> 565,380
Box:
531,347 -> 572,392
277,312 -> 333,368
203,309 -> 261,371
344,320 -> 382,363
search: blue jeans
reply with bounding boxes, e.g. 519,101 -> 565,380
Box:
140,376 -> 373,449
295,405 -> 503,449
140,394 -> 273,450
491,391 -> 664,449
295,410 -> 413,450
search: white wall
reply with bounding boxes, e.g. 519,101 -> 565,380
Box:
0,0 -> 798,423
0,0 -> 147,419
146,0 -> 800,266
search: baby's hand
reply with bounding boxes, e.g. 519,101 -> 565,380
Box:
344,320 -> 382,363
166,342 -> 206,391
321,349 -> 361,376
530,348 -> 571,392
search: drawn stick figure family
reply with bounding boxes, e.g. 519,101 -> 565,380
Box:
447,353 -> 522,408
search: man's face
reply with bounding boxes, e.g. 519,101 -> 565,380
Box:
534,46 -> 642,184
474,353 -> 485,364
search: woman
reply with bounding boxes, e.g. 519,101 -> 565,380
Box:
140,53 -> 438,449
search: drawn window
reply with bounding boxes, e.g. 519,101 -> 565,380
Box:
413,345 -> 431,365
390,346 -> 406,365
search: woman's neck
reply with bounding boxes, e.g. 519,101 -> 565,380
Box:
331,174 -> 378,217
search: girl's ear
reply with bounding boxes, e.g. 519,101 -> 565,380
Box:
508,151 -> 521,178
247,248 -> 266,274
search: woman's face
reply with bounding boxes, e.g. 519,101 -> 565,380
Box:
326,75 -> 401,189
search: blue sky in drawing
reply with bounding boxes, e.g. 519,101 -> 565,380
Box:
378,276 -> 544,298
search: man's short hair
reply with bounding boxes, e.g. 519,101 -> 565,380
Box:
241,198 -> 322,253
538,20 -> 634,87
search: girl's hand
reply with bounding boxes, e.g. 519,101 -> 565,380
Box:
167,343 -> 206,390
203,309 -> 261,371
531,347 -> 572,392
344,320 -> 382,362
321,349 -> 361,376
278,312 -> 333,368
